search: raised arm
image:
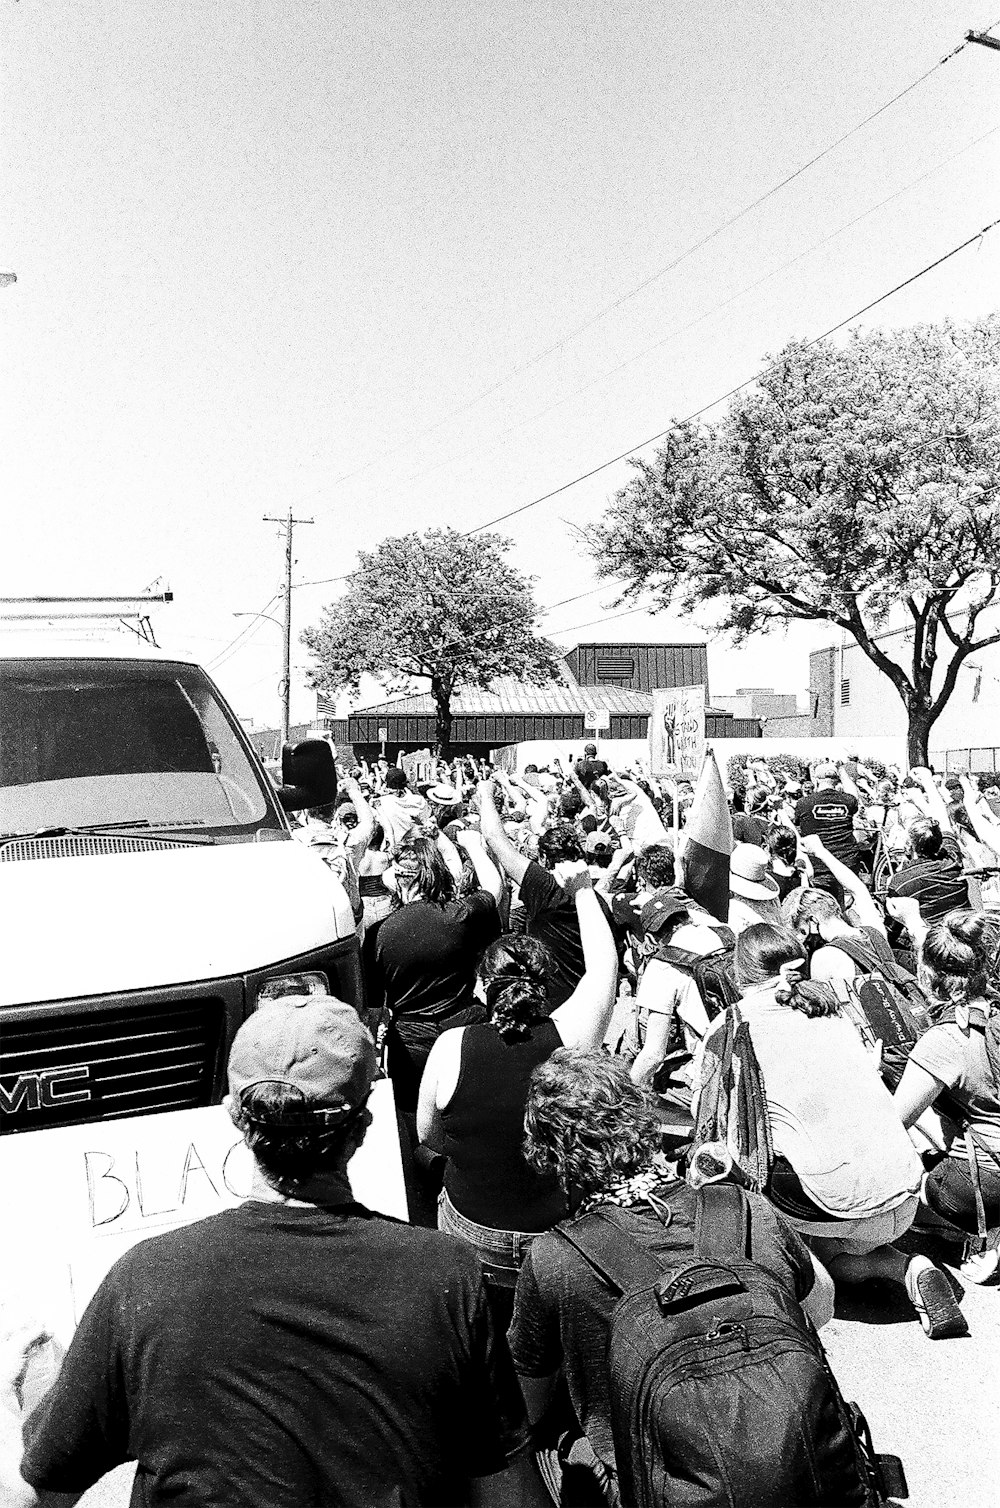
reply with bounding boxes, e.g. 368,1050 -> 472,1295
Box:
454,829 -> 504,905
800,835 -> 884,931
958,774 -> 1000,861
478,780 -> 530,886
340,776 -> 375,859
549,863 -> 618,1050
910,767 -> 954,835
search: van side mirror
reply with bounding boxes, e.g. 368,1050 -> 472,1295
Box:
277,739 -> 337,814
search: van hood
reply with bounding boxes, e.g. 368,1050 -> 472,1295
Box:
0,840 -> 356,1007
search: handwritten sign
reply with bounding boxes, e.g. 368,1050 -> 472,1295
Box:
649,685 -> 706,778
0,1078 -> 406,1344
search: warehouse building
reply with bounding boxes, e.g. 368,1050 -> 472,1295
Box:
290,641 -> 761,761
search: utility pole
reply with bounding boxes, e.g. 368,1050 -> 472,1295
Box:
263,509 -> 313,745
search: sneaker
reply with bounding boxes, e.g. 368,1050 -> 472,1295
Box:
959,1248 -> 1000,1286
905,1256 -> 969,1340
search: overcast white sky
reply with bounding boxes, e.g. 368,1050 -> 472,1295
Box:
4,1 -> 1000,726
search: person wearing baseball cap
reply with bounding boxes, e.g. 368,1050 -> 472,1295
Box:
626,889 -> 731,1097
10,997 -> 544,1508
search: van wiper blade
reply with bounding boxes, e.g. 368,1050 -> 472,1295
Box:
0,823 -> 216,846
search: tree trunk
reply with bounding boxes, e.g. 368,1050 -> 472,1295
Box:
906,702 -> 933,768
432,678 -> 452,758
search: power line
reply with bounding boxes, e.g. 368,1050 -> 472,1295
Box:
463,214 -> 1000,537
308,30 -> 974,500
206,592 -> 282,671
386,120 -> 1000,503
290,131 -> 1000,600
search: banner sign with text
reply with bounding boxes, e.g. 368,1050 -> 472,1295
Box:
0,1079 -> 406,1345
649,684 -> 706,778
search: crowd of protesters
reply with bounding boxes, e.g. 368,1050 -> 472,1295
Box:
4,742 -> 1000,1506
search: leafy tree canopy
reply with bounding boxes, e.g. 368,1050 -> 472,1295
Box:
586,316 -> 1000,762
303,527 -> 560,751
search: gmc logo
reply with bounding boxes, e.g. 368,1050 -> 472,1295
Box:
0,1065 -> 92,1114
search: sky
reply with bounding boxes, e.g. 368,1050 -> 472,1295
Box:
3,0 -> 1000,728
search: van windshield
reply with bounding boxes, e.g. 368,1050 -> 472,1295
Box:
0,659 -> 283,840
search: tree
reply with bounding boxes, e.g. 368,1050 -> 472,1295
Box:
585,316 -> 1000,766
303,527 -> 561,756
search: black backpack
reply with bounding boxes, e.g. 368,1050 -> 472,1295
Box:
653,934 -> 740,1023
558,1183 -> 904,1508
826,930 -> 933,1089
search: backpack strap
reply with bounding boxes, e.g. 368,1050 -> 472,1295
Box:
825,934 -> 882,974
694,1182 -> 751,1264
655,944 -> 702,973
555,1206 -> 673,1296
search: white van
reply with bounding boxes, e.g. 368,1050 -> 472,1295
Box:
0,625 -> 363,1134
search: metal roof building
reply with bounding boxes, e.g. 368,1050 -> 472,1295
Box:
311,642 -> 761,756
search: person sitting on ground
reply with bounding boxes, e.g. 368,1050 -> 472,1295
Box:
416,863 -> 618,1330
367,830 -> 502,1115
766,824 -> 809,903
693,922 -> 966,1340
793,763 -> 862,896
574,742 -> 609,788
507,1050 -> 835,1506
732,787 -> 771,847
727,843 -> 783,934
480,785 -> 618,1008
894,911 -> 1000,1283
2,997 -> 545,1508
887,815 -> 970,925
783,835 -> 892,988
626,891 -> 724,1094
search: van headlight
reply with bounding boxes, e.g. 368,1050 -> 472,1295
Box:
255,972 -> 329,1005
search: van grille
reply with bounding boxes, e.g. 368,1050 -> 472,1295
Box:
0,835 -> 193,863
0,998 -> 226,1132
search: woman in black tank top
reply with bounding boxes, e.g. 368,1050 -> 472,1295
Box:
417,863 -> 619,1327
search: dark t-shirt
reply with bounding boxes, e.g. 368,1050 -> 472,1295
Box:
732,812 -> 768,847
793,787 -> 860,866
22,1201 -> 528,1508
371,891 -> 501,1043
888,839 -> 970,923
508,1182 -> 814,1477
574,758 -> 610,788
518,862 -> 619,1009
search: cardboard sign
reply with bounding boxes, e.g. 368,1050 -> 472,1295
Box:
649,685 -> 706,778
0,1079 -> 406,1345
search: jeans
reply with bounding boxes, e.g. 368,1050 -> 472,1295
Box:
924,1154 -> 1000,1235
437,1188 -> 540,1289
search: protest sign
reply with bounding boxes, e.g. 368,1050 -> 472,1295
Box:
0,1078 -> 406,1344
649,685 -> 706,777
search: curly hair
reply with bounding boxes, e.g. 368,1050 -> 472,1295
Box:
635,844 -> 675,890
735,922 -> 840,1018
537,822 -> 584,868
920,911 -> 1000,1009
477,934 -> 551,1040
392,834 -> 455,904
229,1082 -> 365,1193
524,1049 -> 662,1201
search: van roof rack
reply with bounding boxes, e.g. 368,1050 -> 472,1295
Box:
0,592 -> 173,646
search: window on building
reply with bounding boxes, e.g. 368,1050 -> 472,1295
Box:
840,678 -> 850,706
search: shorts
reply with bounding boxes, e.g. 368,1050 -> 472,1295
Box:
785,1195 -> 919,1260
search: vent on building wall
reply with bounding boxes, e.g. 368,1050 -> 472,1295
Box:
841,678 -> 851,706
596,654 -> 635,682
